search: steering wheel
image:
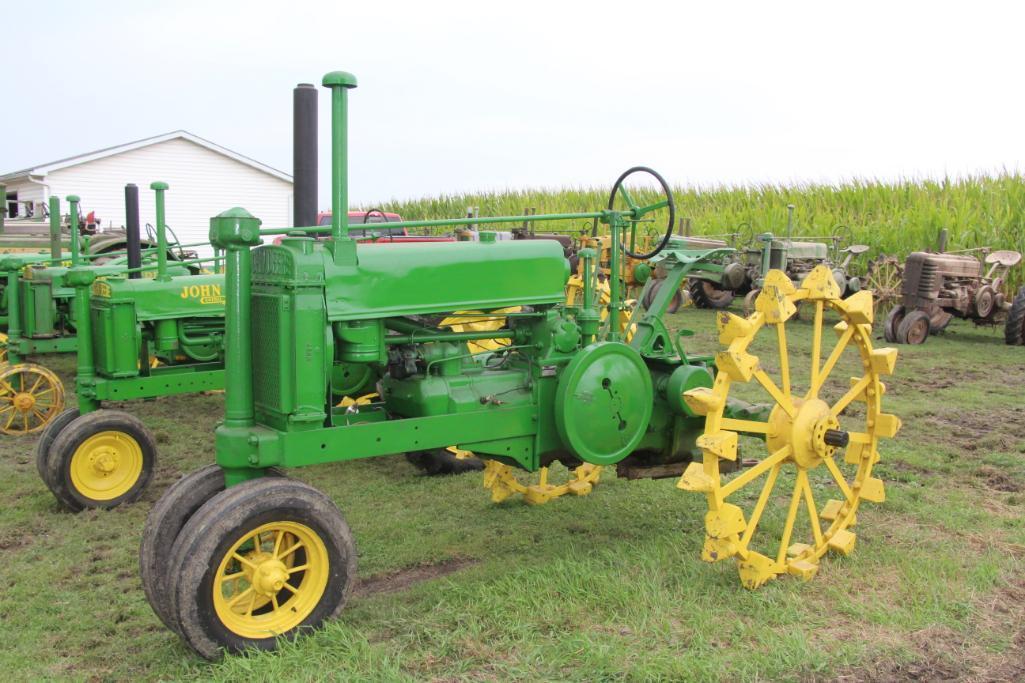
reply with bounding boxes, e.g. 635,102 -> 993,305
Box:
607,166 -> 676,260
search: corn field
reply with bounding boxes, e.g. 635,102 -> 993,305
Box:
367,173 -> 1025,292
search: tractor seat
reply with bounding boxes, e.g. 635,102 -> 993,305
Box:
985,250 -> 1022,267
844,244 -> 870,255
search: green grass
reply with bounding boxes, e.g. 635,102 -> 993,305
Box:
368,173 -> 1025,290
1,309 -> 1023,681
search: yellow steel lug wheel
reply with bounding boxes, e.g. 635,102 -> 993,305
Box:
0,362 -> 64,435
164,478 -> 357,659
45,409 -> 156,511
483,459 -> 603,505
678,266 -> 901,589
439,307 -> 522,353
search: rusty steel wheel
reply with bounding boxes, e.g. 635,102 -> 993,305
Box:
865,255 -> 903,313
0,363 -> 65,435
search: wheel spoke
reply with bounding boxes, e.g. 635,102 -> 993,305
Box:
232,552 -> 258,570
740,462 -> 782,547
720,418 -> 772,435
279,541 -> 304,559
831,376 -> 870,417
28,374 -> 43,394
270,594 -> 279,611
227,585 -> 254,607
280,580 -> 299,595
810,324 -> 854,398
799,470 -> 824,547
618,186 -> 640,212
776,473 -> 805,565
720,445 -> 791,499
823,455 -> 855,502
245,591 -> 257,616
808,301 -> 824,394
272,529 -> 284,558
4,409 -> 16,430
286,563 -> 309,574
219,571 -> 246,585
776,323 -> 791,401
753,370 -> 797,418
635,198 -> 669,215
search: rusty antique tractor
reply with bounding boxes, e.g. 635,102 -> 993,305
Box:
884,247 -> 1023,345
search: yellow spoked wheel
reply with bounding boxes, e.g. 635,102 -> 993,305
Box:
214,521 -> 329,639
0,363 -> 64,434
69,430 -> 144,501
678,266 -> 901,589
483,459 -> 603,505
0,332 -> 8,365
440,307 -> 522,353
565,275 -> 636,340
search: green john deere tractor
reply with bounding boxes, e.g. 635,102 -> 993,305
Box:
139,71 -> 901,659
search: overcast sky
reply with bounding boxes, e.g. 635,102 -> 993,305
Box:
4,0 -> 1023,208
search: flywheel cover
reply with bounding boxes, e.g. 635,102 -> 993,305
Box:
554,342 -> 653,466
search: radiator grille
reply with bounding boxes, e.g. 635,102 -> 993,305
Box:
252,293 -> 281,411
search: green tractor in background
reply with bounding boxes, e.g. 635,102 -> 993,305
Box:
686,205 -> 870,314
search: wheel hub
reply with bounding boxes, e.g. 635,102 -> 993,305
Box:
89,447 -> 119,474
243,551 -> 290,596
767,398 -> 845,469
12,392 -> 35,411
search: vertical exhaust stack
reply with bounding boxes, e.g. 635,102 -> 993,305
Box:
293,83 -> 318,228
125,183 -> 142,278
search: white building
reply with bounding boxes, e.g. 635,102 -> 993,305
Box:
1,131 -> 293,255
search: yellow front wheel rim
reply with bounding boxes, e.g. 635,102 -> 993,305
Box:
69,430 -> 143,500
213,521 -> 330,639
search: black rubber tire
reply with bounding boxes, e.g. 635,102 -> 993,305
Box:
35,407 -> 80,486
165,478 -> 357,660
45,409 -> 157,512
642,279 -> 682,314
883,305 -> 905,343
1005,287 -> 1025,345
689,279 -> 734,310
742,289 -> 761,317
896,309 -> 931,345
406,448 -> 484,475
140,464 -> 286,633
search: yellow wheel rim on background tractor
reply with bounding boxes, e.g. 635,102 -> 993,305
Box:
678,266 -> 901,589
0,332 -> 8,365
0,363 -> 64,434
213,521 -> 330,639
69,430 -> 144,501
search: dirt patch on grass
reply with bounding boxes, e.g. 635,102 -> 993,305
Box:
974,465 -> 1023,493
830,578 -> 1025,682
919,408 -> 1023,454
355,558 -> 477,597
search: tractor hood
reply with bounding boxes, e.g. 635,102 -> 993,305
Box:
252,237 -> 570,321
91,273 -> 225,320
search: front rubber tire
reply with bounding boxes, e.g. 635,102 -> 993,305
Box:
883,305 -> 905,343
896,309 -> 931,345
165,478 -> 357,659
141,465 -> 286,632
35,407 -> 80,486
45,409 -> 156,511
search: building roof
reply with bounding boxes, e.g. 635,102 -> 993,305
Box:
0,130 -> 292,184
